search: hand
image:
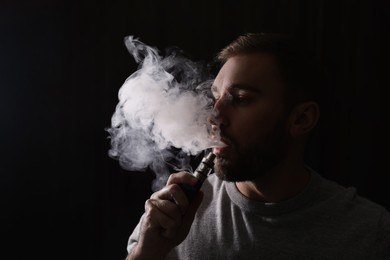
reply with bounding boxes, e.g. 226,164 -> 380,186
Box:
127,171 -> 204,260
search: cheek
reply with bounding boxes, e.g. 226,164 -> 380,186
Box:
236,108 -> 281,131
231,108 -> 284,146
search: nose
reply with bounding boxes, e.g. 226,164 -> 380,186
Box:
207,109 -> 220,130
208,97 -> 228,129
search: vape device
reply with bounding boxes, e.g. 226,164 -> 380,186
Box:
179,152 -> 216,203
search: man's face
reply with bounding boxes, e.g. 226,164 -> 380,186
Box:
210,52 -> 289,182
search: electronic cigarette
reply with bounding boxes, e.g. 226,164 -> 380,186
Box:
179,152 -> 216,203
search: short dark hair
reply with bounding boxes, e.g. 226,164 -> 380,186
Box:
217,32 -> 326,111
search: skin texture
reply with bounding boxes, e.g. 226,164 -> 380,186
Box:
126,52 -> 320,259
210,53 -> 289,183
126,172 -> 203,260
210,52 -> 319,202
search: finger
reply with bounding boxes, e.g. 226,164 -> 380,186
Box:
144,199 -> 183,239
167,171 -> 198,186
151,184 -> 189,215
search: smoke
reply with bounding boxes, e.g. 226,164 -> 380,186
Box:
106,36 -> 218,191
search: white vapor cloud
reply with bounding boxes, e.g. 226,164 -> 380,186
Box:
106,36 -> 217,190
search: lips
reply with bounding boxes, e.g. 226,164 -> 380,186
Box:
212,137 -> 231,156
213,146 -> 228,156
208,127 -> 228,146
208,125 -> 233,156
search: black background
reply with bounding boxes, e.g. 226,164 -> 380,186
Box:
1,1 -> 389,259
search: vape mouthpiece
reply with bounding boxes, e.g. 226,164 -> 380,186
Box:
192,152 -> 216,183
179,152 -> 216,203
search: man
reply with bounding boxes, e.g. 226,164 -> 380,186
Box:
126,33 -> 390,259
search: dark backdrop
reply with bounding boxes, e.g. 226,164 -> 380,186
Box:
1,0 -> 389,259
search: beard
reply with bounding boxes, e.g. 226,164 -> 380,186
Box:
214,119 -> 288,182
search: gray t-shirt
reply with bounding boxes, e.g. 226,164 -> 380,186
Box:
128,169 -> 390,259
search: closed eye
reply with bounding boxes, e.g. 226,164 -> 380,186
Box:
229,89 -> 254,105
211,84 -> 259,106
233,95 -> 251,104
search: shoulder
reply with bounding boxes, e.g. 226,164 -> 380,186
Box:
318,174 -> 390,222
352,196 -> 390,257
351,193 -> 390,229
324,176 -> 389,219
318,175 -> 390,240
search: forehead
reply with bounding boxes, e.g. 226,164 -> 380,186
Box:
214,52 -> 284,92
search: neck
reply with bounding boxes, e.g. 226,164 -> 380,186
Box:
235,163 -> 311,202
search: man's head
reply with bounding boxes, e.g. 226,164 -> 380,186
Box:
216,33 -> 324,111
210,32 -> 324,182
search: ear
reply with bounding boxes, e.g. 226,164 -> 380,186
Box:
288,101 -> 320,138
